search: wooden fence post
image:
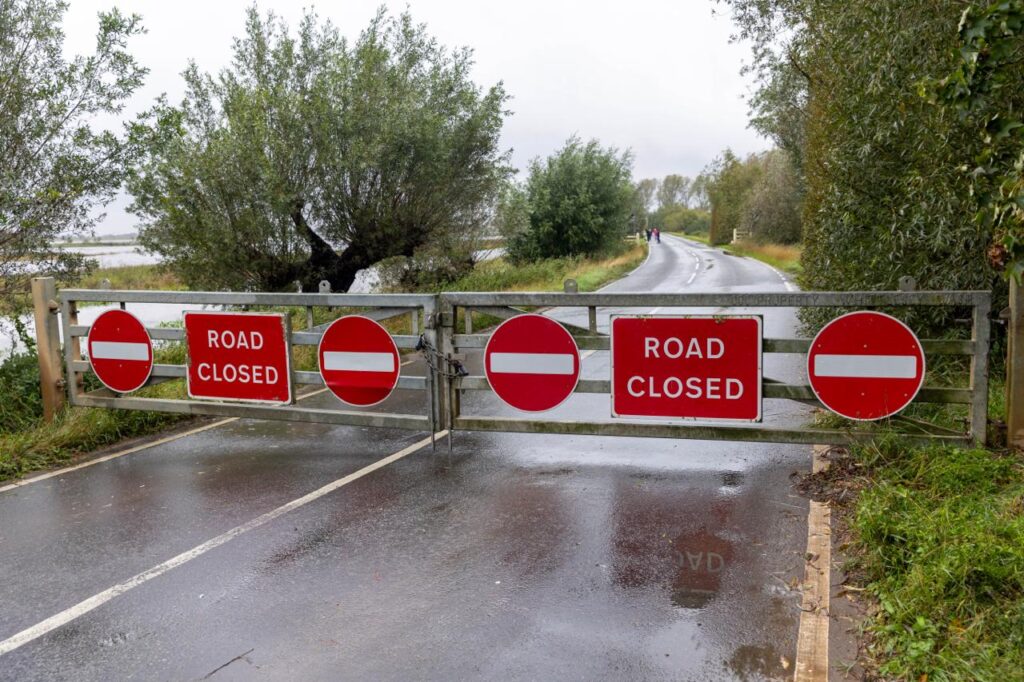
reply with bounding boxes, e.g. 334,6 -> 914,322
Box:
31,277 -> 65,422
1008,277 -> 1023,450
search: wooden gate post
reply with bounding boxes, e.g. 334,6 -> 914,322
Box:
31,277 -> 65,422
1008,277 -> 1024,450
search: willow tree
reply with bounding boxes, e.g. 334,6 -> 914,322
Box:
0,1 -> 145,307
129,8 -> 511,292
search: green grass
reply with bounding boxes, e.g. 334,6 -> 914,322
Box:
78,264 -> 184,292
847,436 -> 1024,681
445,243 -> 646,293
0,359 -> 188,482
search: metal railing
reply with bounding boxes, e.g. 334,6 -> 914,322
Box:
31,278 -> 992,447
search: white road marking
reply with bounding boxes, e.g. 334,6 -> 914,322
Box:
323,351 -> 395,372
813,354 -> 917,379
0,429 -> 446,657
89,341 -> 149,361
489,352 -> 576,375
685,249 -> 701,285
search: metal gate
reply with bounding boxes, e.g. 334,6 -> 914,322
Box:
440,290 -> 990,446
31,278 -> 991,447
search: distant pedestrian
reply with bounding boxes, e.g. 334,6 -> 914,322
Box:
645,228 -> 652,242
653,227 -> 661,243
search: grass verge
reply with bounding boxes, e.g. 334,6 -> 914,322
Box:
444,242 -> 646,293
0,377 -> 187,482
78,264 -> 184,292
804,381 -> 1022,680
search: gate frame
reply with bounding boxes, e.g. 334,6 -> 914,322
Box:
45,285 -> 444,433
441,290 -> 991,447
31,280 -> 992,448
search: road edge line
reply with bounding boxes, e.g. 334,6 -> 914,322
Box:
794,444 -> 832,681
0,387 -> 332,494
0,429 -> 445,657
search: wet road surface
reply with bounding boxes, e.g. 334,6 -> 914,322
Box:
0,235 -> 812,680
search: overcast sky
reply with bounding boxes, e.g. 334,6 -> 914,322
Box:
62,0 -> 769,234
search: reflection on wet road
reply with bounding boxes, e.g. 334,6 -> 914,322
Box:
0,235 -> 811,680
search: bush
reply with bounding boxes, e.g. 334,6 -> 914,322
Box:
657,207 -> 710,234
0,350 -> 43,433
505,136 -> 634,262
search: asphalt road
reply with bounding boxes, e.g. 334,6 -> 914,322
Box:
0,235 -> 812,681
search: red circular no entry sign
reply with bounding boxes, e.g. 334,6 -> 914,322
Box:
86,309 -> 154,393
484,314 -> 580,412
318,315 -> 401,407
807,311 -> 926,421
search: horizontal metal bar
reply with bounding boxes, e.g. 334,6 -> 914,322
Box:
764,338 -> 974,355
72,394 -> 430,430
453,416 -> 970,446
455,334 -> 976,356
72,361 -> 427,391
454,334 -> 610,350
762,383 -> 971,404
443,291 -> 989,308
292,371 -> 427,390
71,326 -> 419,349
292,332 -> 419,349
61,289 -> 434,307
456,375 -> 970,404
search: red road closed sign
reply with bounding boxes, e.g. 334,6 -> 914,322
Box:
611,316 -> 762,421
86,309 -> 153,393
184,311 -> 293,404
484,314 -> 581,412
808,311 -> 925,421
318,315 -> 401,407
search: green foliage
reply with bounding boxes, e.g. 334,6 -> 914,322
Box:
654,206 -> 710,235
656,174 -> 692,211
931,1 -> 1024,282
0,1 -> 146,307
720,0 -> 1008,334
444,242 -> 644,293
0,349 -> 43,433
850,438 -> 1024,680
704,149 -> 764,245
505,137 -> 634,262
129,7 -> 510,293
741,149 -> 802,244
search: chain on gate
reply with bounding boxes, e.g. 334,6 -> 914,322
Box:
417,334 -> 468,453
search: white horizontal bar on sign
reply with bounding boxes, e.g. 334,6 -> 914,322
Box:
90,341 -> 149,361
814,354 -> 917,379
489,352 -> 575,375
323,351 -> 395,373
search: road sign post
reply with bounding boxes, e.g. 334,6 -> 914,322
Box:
484,314 -> 581,412
318,315 -> 402,407
86,309 -> 154,394
807,311 -> 926,421
184,311 -> 293,404
611,315 -> 762,421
